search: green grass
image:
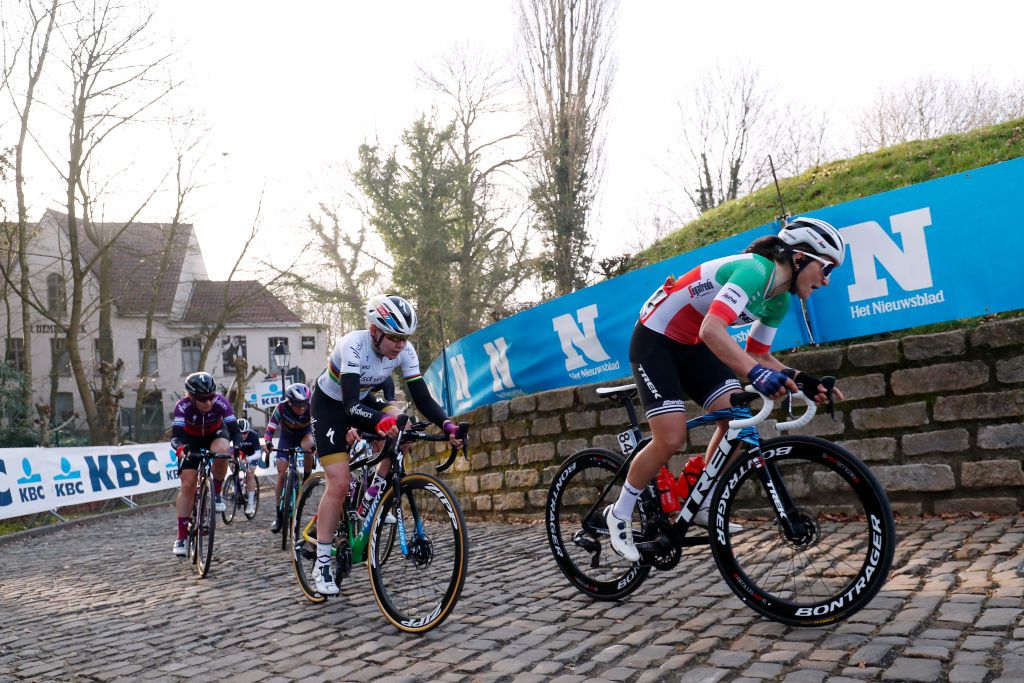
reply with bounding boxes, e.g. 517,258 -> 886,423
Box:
633,118 -> 1024,268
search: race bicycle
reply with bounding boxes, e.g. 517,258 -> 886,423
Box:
291,415 -> 470,633
270,446 -> 311,551
221,449 -> 258,524
546,378 -> 896,627
183,448 -> 232,577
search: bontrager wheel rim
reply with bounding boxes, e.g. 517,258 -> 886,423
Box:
368,473 -> 468,633
546,448 -> 651,601
290,472 -> 327,604
711,436 -> 895,626
222,473 -> 236,524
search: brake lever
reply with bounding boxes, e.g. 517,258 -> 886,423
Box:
822,376 -> 837,421
458,421 -> 469,461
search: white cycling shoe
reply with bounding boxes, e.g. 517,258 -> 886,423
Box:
244,501 -> 256,515
693,507 -> 744,534
314,561 -> 340,596
172,539 -> 187,557
604,505 -> 640,563
214,495 -> 226,513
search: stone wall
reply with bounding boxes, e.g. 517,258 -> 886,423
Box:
419,318 -> 1024,521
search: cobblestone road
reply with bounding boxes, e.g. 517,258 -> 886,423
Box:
1,502 -> 1023,683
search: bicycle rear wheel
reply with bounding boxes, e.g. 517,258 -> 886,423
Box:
546,448 -> 651,600
196,475 -> 216,577
244,474 -> 260,520
710,435 -> 895,627
222,471 -> 238,524
368,472 -> 468,633
290,472 -> 328,604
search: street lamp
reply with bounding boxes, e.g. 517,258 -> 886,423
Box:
273,341 -> 291,401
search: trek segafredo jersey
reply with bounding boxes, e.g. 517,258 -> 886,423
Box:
316,329 -> 422,401
639,253 -> 791,354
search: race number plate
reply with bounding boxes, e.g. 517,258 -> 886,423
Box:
617,429 -> 638,456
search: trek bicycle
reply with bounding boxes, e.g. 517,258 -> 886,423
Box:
271,446 -> 311,551
291,415 -> 470,633
184,448 -> 232,578
545,378 -> 896,627
221,450 -> 258,524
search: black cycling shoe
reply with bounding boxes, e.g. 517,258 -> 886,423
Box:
271,512 -> 282,534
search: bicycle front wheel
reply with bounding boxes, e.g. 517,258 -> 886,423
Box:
710,435 -> 895,627
222,472 -> 238,524
368,472 -> 468,633
280,471 -> 295,552
546,448 -> 651,601
196,475 -> 216,577
291,472 -> 328,604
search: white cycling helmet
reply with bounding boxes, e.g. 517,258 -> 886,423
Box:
285,383 -> 311,403
237,418 -> 251,433
366,294 -> 418,336
778,217 -> 845,267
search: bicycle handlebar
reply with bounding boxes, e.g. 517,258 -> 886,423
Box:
349,416 -> 470,474
728,387 -> 817,430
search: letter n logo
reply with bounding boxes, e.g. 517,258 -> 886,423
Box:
449,354 -> 471,402
551,304 -> 611,372
483,337 -> 515,392
844,207 -> 934,303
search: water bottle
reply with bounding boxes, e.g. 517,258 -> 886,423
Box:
656,466 -> 680,513
296,449 -> 304,469
675,455 -> 705,500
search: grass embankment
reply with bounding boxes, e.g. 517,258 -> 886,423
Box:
634,118 -> 1024,268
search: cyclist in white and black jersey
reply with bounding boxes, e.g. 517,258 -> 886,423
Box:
310,294 -> 463,595
606,218 -> 848,563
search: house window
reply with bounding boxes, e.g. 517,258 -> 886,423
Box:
181,337 -> 201,375
268,337 -> 289,375
220,335 -> 247,374
46,273 -> 67,315
50,337 -> 71,377
138,338 -> 158,377
4,338 -> 25,373
301,336 -> 315,350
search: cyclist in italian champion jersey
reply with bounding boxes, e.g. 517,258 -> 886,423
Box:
170,372 -> 242,556
605,217 -> 847,563
309,294 -> 463,595
265,382 -> 315,533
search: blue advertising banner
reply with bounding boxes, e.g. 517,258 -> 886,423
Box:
425,157 -> 1024,414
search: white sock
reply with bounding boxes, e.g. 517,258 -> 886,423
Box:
315,542 -> 333,565
247,491 -> 255,504
612,481 -> 643,521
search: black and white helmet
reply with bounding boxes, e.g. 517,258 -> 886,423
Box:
366,294 -> 417,336
237,418 -> 251,433
778,217 -> 845,267
185,371 -> 216,397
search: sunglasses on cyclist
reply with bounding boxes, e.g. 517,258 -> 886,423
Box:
796,251 -> 837,277
384,333 -> 409,343
192,394 -> 215,403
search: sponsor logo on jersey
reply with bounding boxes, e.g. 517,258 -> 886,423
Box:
688,280 -> 715,297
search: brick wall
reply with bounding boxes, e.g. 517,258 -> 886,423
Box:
417,318 -> 1024,521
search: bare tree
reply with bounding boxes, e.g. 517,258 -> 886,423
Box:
418,44 -> 535,339
2,0 -> 61,413
854,74 -> 1024,151
516,0 -> 617,296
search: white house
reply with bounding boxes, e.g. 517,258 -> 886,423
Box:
1,209 -> 325,441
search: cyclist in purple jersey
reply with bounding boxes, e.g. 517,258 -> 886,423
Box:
265,383 -> 316,533
170,372 -> 241,556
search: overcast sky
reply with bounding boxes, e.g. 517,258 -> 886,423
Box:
11,1 -> 1024,280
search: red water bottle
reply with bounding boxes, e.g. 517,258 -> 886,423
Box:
675,455 -> 705,500
657,466 -> 681,513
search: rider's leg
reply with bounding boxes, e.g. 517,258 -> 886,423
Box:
175,468 -> 198,537
211,437 -> 230,494
301,433 -> 315,481
617,413 -> 687,517
313,454 -> 350,595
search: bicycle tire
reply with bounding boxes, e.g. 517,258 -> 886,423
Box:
710,435 -> 895,627
280,471 -> 295,552
546,448 -> 651,601
368,472 -> 468,633
290,472 -> 328,604
196,475 -> 216,577
222,471 -> 237,524
187,497 -> 199,565
244,474 -> 260,520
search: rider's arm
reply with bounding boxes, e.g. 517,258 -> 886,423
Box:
171,403 -> 189,450
340,373 -> 386,429
405,377 -> 448,428
699,315 -> 760,378
264,405 -> 280,443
